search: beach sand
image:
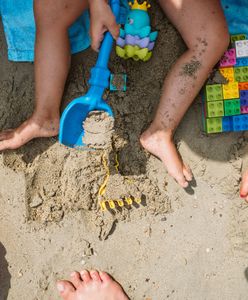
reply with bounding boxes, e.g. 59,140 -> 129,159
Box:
1,4 -> 248,299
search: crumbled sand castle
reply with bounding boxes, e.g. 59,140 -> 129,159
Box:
82,111 -> 114,149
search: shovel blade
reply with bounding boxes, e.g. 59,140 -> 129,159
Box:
59,97 -> 113,148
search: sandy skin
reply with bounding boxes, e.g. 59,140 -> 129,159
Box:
57,270 -> 129,300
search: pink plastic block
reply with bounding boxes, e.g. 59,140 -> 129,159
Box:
219,48 -> 236,67
241,106 -> 248,114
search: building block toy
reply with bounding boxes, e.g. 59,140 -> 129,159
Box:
239,82 -> 248,90
222,116 -> 233,132
224,99 -> 241,116
235,58 -> 248,67
241,106 -> 248,114
219,49 -> 236,67
235,40 -> 248,58
222,82 -> 239,99
206,101 -> 224,118
110,73 -> 127,91
116,0 -> 158,61
205,84 -> 223,101
206,118 -> 222,133
202,34 -> 248,134
240,90 -> 248,101
231,34 -> 246,43
234,66 -> 248,82
219,67 -> 235,82
233,115 -> 248,131
240,98 -> 248,106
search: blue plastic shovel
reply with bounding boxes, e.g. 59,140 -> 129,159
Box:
59,0 -> 120,147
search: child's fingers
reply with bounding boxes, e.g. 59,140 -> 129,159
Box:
90,25 -> 104,52
105,18 -> 119,40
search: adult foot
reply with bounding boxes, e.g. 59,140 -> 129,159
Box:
240,169 -> 248,203
57,269 -> 129,300
140,129 -> 192,188
0,115 -> 59,151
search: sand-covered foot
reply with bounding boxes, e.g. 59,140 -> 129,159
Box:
240,169 -> 248,203
57,270 -> 129,300
0,116 -> 59,151
140,129 -> 192,188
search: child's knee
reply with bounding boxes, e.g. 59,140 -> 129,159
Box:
206,24 -> 229,57
34,0 -> 72,30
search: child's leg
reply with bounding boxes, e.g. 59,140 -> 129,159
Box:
140,0 -> 229,187
0,0 -> 88,150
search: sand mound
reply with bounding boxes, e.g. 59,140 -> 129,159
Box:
82,111 -> 114,149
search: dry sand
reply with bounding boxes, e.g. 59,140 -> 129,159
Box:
1,4 -> 248,300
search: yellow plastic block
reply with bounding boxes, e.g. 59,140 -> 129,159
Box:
109,200 -> 116,209
125,197 -> 133,205
117,199 -> 124,207
134,198 -> 142,204
222,82 -> 239,99
100,201 -> 107,211
219,67 -> 235,82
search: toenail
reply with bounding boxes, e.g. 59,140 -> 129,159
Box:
57,283 -> 64,292
70,272 -> 77,277
80,270 -> 88,276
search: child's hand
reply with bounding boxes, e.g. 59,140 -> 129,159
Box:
89,0 -> 119,51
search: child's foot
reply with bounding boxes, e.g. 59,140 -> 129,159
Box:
140,129 -> 192,188
57,270 -> 129,300
0,115 -> 59,151
240,169 -> 248,203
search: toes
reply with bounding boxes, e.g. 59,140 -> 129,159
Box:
57,280 -> 75,298
240,170 -> 248,198
170,171 -> 188,188
0,131 -> 14,142
70,271 -> 83,288
90,270 -> 101,282
183,164 -> 193,182
99,271 -> 112,283
80,270 -> 91,284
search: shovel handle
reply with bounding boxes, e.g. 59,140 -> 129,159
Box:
95,0 -> 120,69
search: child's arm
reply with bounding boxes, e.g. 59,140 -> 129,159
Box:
89,0 -> 119,51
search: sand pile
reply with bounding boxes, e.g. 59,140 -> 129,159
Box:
82,111 -> 114,149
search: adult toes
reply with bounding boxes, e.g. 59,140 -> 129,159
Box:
80,270 -> 91,284
57,280 -> 75,299
99,271 -> 112,283
90,270 -> 101,282
70,271 -> 83,288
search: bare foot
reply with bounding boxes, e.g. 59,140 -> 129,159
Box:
0,115 -> 59,151
240,169 -> 248,203
57,270 -> 129,300
140,129 -> 193,188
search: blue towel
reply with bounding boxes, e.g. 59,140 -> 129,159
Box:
0,0 -> 129,62
221,0 -> 248,35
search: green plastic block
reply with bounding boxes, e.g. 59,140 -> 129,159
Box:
205,84 -> 223,101
206,118 -> 223,133
234,66 -> 248,82
206,100 -> 224,118
231,34 -> 246,43
224,99 -> 241,116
